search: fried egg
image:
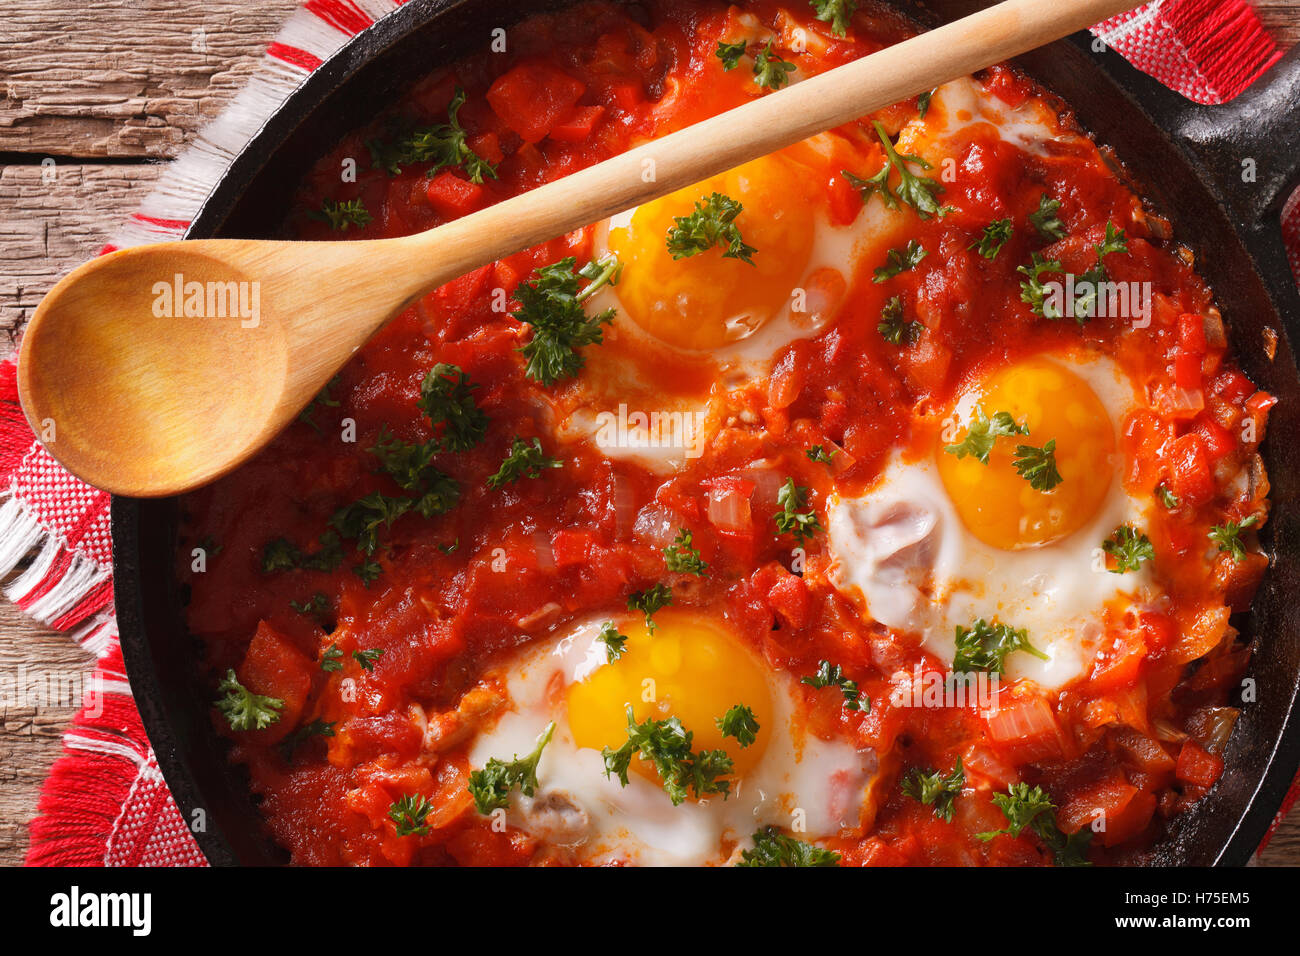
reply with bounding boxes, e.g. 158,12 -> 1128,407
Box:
467,610 -> 875,866
553,150 -> 901,472
826,352 -> 1154,689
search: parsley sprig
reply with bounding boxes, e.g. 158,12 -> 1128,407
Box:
774,478 -> 822,543
737,827 -> 840,866
214,670 -> 283,731
628,583 -> 673,633
801,659 -> 868,711
878,296 -> 922,346
389,793 -> 434,837
598,621 -> 628,662
486,436 -> 561,489
843,121 -> 950,220
716,704 -> 760,747
367,87 -> 497,183
1029,193 -> 1066,240
806,444 -> 837,465
665,192 -> 756,265
953,619 -> 1046,676
810,0 -> 857,37
601,706 -> 733,806
664,528 -> 708,576
944,407 -> 1028,464
752,41 -> 796,90
310,198 -> 372,231
873,239 -> 928,283
1102,525 -> 1154,573
419,363 -> 488,452
901,757 -> 965,822
978,783 -> 1092,866
1209,515 -> 1258,562
715,39 -> 747,70
512,255 -> 621,385
1012,439 -> 1063,491
971,218 -> 1013,259
467,721 -> 557,814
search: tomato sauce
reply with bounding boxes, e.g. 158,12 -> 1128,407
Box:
182,0 -> 1274,865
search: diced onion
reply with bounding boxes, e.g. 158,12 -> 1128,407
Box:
706,486 -> 752,532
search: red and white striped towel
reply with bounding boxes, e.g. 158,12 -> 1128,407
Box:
8,0 -> 1295,867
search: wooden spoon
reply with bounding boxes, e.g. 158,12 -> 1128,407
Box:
19,0 -> 1138,496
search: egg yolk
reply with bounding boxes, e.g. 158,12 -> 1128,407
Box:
605,154 -> 816,352
566,611 -> 773,787
936,357 -> 1116,550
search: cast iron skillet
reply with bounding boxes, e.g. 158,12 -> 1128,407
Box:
112,0 -> 1300,865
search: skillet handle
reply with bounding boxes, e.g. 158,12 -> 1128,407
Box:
1174,45 -> 1300,232
1078,36 -> 1300,234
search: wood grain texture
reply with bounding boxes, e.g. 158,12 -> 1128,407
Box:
0,0 -> 301,158
0,0 -> 1298,868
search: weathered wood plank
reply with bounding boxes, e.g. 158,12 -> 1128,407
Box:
0,602 -> 94,865
0,0 -> 302,158
0,162 -> 162,344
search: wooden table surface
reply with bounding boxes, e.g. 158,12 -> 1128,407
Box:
1,0 -> 1298,867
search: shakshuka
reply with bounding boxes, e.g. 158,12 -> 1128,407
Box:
181,0 -> 1277,865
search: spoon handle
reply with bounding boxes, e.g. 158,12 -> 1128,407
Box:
390,0 -> 1139,290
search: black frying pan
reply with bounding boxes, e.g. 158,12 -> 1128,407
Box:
111,0 -> 1300,866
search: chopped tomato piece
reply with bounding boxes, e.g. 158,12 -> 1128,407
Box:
1174,349 -> 1202,389
1089,629 -> 1146,692
551,529 -> 597,568
426,171 -> 486,218
1165,433 -> 1214,507
486,60 -> 586,144
1175,740 -> 1224,787
238,621 -> 314,742
1191,413 -> 1235,461
981,695 -> 1065,763
548,105 -> 606,142
1177,312 -> 1207,354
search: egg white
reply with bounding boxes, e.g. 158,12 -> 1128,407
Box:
467,614 -> 876,866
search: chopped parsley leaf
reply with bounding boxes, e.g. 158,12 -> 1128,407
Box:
878,295 -> 922,346
901,757 -> 965,822
418,363 -> 488,452
367,87 -> 497,183
512,255 -> 621,386
598,621 -> 628,662
290,592 -> 329,617
628,583 -> 673,633
1018,252 -> 1065,319
309,198 -> 372,231
320,644 -> 343,672
330,491 -> 413,556
971,218 -> 1013,259
810,0 -> 857,37
1102,525 -> 1154,573
752,41 -> 796,90
352,648 -> 384,671
774,478 -> 822,543
664,527 -> 708,576
1156,482 -> 1180,509
953,619 -> 1046,676
978,783 -> 1092,867
467,721 -> 556,814
1013,439 -> 1063,491
806,444 -> 837,465
214,669 -> 283,731
1209,515 -> 1258,562
943,407 -> 1028,464
665,192 -> 756,265
801,659 -> 868,711
873,239 -> 928,283
716,704 -> 760,747
601,705 -> 733,805
486,436 -> 561,489
715,39 -> 747,70
1029,193 -> 1066,241
389,793 -> 433,837
737,827 -> 840,866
